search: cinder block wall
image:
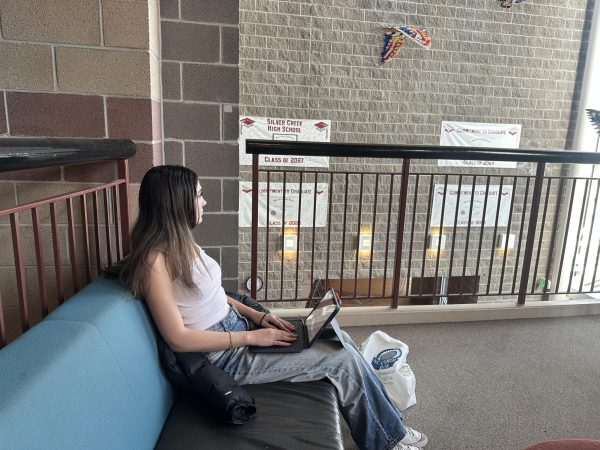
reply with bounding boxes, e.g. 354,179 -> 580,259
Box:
238,0 -> 595,301
0,0 -> 163,340
160,0 -> 240,292
240,0 -> 592,148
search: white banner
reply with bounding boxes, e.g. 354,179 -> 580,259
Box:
439,121 -> 521,168
239,116 -> 330,167
239,182 -> 329,227
430,184 -> 513,227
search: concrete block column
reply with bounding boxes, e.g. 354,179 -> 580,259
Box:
161,0 -> 240,291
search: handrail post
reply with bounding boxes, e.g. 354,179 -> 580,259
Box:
250,153 -> 259,298
10,213 -> 29,331
518,162 -> 546,305
391,159 -> 411,308
0,291 -> 5,348
118,159 -> 131,255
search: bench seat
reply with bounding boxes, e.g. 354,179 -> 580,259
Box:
0,277 -> 343,450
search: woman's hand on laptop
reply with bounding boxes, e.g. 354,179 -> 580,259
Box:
259,313 -> 296,332
248,328 -> 297,347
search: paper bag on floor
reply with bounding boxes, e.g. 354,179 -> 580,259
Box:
359,330 -> 417,410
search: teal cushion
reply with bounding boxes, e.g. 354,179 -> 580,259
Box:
45,277 -> 174,444
0,321 -> 156,450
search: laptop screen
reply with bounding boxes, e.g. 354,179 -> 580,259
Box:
305,289 -> 339,344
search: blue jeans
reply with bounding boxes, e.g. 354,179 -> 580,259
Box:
205,305 -> 407,450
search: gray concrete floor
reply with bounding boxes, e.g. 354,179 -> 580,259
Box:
341,315 -> 600,450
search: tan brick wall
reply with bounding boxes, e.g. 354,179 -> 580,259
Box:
0,1 -> 162,178
103,0 -> 150,49
0,43 -> 54,91
0,0 -> 101,45
0,0 -> 162,340
55,47 -> 151,97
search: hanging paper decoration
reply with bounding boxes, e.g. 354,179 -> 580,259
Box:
499,0 -> 527,8
381,28 -> 406,64
586,109 -> 600,135
395,25 -> 432,48
381,25 -> 431,64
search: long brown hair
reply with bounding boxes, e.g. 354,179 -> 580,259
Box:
115,165 -> 200,296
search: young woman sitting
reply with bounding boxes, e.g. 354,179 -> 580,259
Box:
116,165 -> 428,450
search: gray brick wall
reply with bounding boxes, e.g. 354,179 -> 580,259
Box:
238,0 -> 595,302
161,0 -> 240,291
239,170 -> 564,304
241,0 -> 592,147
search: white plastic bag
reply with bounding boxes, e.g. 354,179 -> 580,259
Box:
359,330 -> 417,410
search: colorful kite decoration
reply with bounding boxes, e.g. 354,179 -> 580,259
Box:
586,109 -> 600,135
396,25 -> 432,48
381,29 -> 406,64
381,26 -> 431,64
499,0 -> 527,8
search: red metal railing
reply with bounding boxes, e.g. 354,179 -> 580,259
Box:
246,141 -> 600,307
0,139 -> 134,347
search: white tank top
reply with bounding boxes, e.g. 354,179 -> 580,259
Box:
172,247 -> 230,330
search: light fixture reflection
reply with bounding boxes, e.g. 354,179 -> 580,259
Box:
358,232 -> 372,255
283,233 -> 298,254
428,234 -> 447,252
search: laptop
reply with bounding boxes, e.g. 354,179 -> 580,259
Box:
250,288 -> 341,353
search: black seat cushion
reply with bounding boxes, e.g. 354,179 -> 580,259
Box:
155,380 -> 343,450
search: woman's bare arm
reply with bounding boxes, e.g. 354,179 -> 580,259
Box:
225,297 -> 263,324
143,252 -> 296,352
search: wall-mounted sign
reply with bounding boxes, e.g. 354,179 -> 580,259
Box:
430,184 -> 513,227
239,116 -> 331,167
439,121 -> 521,168
239,182 -> 329,227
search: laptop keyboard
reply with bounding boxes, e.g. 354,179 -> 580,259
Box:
264,319 -> 305,353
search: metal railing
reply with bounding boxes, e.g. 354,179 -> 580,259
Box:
0,139 -> 135,347
246,140 -> 600,307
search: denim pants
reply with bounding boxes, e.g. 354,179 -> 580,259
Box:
205,305 -> 407,450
